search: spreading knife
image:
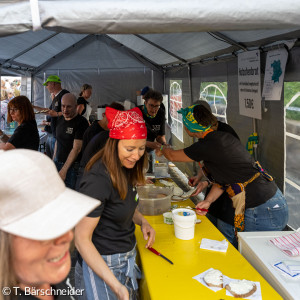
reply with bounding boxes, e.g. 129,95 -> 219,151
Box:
148,247 -> 174,265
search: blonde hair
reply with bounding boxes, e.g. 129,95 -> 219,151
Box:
79,84 -> 92,97
0,231 -> 17,300
86,138 -> 148,199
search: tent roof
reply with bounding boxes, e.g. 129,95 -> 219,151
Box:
0,1 -> 300,73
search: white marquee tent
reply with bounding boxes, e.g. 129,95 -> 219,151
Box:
1,0 -> 300,229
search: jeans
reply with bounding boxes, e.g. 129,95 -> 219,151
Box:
55,161 -> 79,190
207,188 -> 288,247
75,261 -> 87,300
147,150 -> 155,174
82,247 -> 140,300
244,188 -> 288,231
206,214 -> 238,248
45,134 -> 56,158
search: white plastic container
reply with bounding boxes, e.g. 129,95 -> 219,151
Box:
172,208 -> 196,240
163,212 -> 173,224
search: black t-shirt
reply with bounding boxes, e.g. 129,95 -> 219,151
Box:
79,160 -> 138,255
184,131 -> 277,209
80,130 -> 109,168
8,120 -> 39,150
206,121 -> 239,225
77,96 -> 89,116
50,89 -> 69,138
55,114 -> 89,163
138,105 -> 166,142
81,120 -> 105,154
16,278 -> 76,299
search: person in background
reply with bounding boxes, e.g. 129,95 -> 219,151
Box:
189,100 -> 240,247
0,149 -> 99,300
0,96 -> 39,151
41,115 -> 53,158
141,86 -> 150,99
75,107 -> 155,300
156,104 -> 288,240
76,103 -> 125,190
77,84 -> 93,122
54,93 -> 89,189
138,90 -> 167,173
34,75 -> 69,157
81,102 -> 124,154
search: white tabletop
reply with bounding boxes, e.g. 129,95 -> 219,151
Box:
238,231 -> 300,300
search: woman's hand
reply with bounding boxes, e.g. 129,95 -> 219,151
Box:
192,181 -> 209,196
115,284 -> 129,300
195,200 -> 211,216
58,168 -> 67,181
141,219 -> 155,248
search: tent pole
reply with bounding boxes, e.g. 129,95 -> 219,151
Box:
151,70 -> 154,89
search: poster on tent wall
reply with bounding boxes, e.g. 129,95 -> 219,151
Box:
262,48 -> 288,101
238,50 -> 262,120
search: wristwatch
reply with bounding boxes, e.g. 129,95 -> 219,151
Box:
205,179 -> 212,188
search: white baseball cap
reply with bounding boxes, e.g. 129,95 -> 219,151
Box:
0,149 -> 99,240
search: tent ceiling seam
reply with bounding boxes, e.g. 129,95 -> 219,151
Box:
208,32 -> 248,51
134,34 -> 187,64
104,34 -> 163,72
2,32 -> 59,67
33,34 -> 95,75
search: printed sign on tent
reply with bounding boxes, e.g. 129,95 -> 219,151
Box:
238,50 -> 262,120
262,48 -> 288,101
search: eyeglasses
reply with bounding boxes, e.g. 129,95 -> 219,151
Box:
9,108 -> 19,113
147,104 -> 160,109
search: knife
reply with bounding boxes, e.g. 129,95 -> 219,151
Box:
192,207 -> 209,212
148,247 -> 174,265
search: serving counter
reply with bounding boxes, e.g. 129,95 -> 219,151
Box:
135,198 -> 282,299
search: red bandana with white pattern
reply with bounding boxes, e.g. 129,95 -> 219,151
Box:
106,107 -> 147,140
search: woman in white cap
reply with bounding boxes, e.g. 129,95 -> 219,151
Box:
75,107 -> 156,300
0,149 -> 99,300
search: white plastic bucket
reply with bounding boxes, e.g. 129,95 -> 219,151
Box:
172,208 -> 196,240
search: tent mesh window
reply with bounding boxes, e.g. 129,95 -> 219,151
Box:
284,82 -> 300,230
170,80 -> 183,142
200,82 -> 228,123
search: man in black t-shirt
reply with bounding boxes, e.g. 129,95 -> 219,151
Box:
38,75 -> 69,157
54,93 -> 89,189
138,90 -> 167,173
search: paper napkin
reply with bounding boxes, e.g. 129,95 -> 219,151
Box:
200,238 -> 229,253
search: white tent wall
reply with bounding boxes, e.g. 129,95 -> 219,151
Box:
32,35 -> 164,111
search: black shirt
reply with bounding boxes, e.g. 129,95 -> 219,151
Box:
16,278 -> 77,299
79,160 -> 138,255
8,120 -> 39,150
50,89 -> 69,138
77,96 -> 89,116
184,130 -> 277,209
55,114 -> 89,163
206,121 -> 240,225
80,131 -> 109,168
138,105 -> 165,142
81,120 -> 105,154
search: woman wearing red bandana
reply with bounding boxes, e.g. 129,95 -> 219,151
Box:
75,107 -> 155,300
